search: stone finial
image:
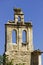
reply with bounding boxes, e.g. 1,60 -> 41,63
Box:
13,8 -> 21,12
13,8 -> 24,15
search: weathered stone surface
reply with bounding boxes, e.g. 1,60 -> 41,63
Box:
4,8 -> 33,65
4,8 -> 42,65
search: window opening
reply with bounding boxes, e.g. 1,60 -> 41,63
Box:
12,30 -> 17,44
18,16 -> 21,22
22,30 -> 27,43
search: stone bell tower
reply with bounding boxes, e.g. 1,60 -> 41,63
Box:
4,8 -> 42,65
5,8 -> 33,52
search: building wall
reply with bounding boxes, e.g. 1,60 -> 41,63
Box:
4,8 -> 34,65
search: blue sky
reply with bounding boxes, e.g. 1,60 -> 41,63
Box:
0,0 -> 43,64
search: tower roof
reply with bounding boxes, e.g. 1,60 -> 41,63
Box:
32,49 -> 43,55
13,8 -> 24,15
13,8 -> 21,12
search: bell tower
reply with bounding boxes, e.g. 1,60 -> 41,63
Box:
5,8 -> 33,52
14,8 -> 24,23
4,8 -> 34,65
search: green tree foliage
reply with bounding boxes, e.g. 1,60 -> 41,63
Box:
16,63 -> 25,65
3,54 -> 13,65
0,55 -> 3,65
